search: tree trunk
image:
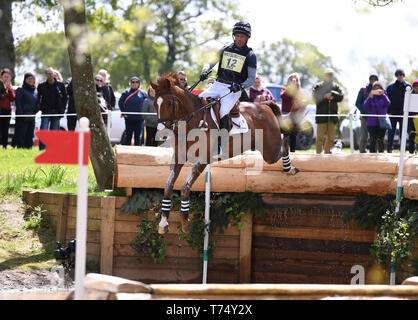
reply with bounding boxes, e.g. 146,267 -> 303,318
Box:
63,0 -> 115,190
0,0 -> 15,79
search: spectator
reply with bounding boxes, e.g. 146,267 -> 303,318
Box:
0,68 -> 15,149
280,73 -> 308,152
143,86 -> 158,147
355,74 -> 379,153
312,68 -> 344,154
119,76 -> 147,146
15,73 -> 40,149
37,67 -> 67,150
408,79 -> 418,153
94,74 -> 108,124
98,69 -> 116,111
53,69 -> 63,82
386,68 -> 412,153
363,82 -> 391,153
65,77 -> 77,131
249,75 -> 275,103
177,71 -> 190,90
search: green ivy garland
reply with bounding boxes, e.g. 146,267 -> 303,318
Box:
120,189 -> 264,264
344,195 -> 418,273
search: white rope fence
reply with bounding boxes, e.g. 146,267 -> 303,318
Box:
1,111 -> 417,153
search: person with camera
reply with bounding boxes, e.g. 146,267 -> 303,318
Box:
312,68 -> 344,154
363,82 -> 391,153
0,68 -> 15,149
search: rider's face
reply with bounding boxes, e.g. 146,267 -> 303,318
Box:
234,33 -> 249,48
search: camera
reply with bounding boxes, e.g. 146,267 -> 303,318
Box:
54,238 -> 76,272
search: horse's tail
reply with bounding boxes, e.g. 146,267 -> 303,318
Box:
264,101 -> 281,118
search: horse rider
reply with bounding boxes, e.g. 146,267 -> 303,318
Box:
199,21 -> 257,131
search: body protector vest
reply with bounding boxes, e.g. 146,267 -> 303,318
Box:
217,43 -> 257,85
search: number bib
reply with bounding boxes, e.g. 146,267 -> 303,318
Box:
220,51 -> 246,73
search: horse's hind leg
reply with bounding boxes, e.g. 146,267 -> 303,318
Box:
180,162 -> 207,233
159,162 -> 184,234
281,136 -> 299,175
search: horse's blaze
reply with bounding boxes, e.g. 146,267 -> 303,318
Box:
156,96 -> 163,118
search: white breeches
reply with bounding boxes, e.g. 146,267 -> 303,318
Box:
199,81 -> 242,118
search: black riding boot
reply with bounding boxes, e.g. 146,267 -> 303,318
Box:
220,115 -> 231,132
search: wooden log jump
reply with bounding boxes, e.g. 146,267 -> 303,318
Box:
114,146 -> 418,200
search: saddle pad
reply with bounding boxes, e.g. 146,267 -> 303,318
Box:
210,108 -> 249,135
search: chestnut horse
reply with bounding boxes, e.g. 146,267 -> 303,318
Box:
150,72 -> 303,234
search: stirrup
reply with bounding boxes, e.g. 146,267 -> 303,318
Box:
198,120 -> 209,131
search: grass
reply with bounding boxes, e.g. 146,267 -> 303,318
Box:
0,203 -> 57,272
0,147 -> 121,198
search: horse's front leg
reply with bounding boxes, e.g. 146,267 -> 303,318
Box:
180,162 -> 207,233
158,161 -> 184,234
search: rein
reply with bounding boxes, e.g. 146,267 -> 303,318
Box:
156,87 -> 235,130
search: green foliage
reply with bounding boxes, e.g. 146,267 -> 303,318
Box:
131,217 -> 168,263
345,195 -> 418,270
15,31 -> 70,79
177,211 -> 215,265
343,194 -> 395,231
209,191 -> 265,233
119,189 -> 164,215
257,38 -> 338,89
24,205 -> 46,231
371,199 -> 418,268
123,189 -> 265,264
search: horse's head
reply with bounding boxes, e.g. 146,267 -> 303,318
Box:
150,72 -> 187,130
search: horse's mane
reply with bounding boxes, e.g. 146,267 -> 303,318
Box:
156,71 -> 202,106
156,72 -> 178,91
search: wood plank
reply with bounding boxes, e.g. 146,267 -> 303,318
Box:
68,195 -> 101,208
87,243 -> 101,256
114,243 -> 239,260
239,212 -> 253,283
251,271 -> 348,284
253,225 -> 376,242
245,153 -> 399,173
115,197 -> 129,209
115,145 -> 246,168
68,206 -> 101,219
112,268 -> 202,283
247,171 -> 394,196
66,229 -> 100,243
100,196 -> 116,275
113,256 -> 201,271
55,194 -> 69,244
38,192 -> 62,205
254,209 -> 359,230
253,236 -> 373,256
116,164 -> 247,192
67,217 -> 101,231
40,203 -> 61,216
251,259 -> 364,279
253,248 -> 371,264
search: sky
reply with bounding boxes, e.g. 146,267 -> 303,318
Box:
239,0 -> 418,105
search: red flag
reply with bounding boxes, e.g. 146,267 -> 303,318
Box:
191,90 -> 203,95
35,130 -> 90,165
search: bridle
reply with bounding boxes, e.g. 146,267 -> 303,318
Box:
156,87 -> 234,131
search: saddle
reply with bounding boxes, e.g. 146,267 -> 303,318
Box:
202,98 -> 241,129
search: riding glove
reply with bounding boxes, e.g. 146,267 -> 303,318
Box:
229,83 -> 242,93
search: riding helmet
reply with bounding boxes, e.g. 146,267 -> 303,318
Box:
232,21 -> 251,38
